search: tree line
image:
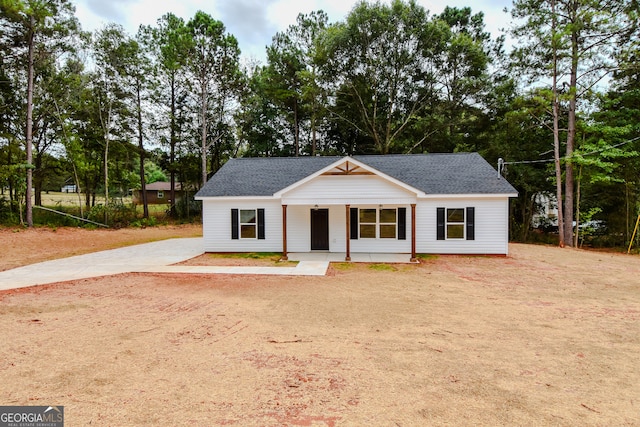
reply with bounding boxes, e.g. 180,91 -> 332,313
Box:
1,0 -> 639,248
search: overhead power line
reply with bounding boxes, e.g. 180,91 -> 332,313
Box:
498,135 -> 640,176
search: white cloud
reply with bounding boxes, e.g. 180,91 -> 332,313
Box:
73,0 -> 513,62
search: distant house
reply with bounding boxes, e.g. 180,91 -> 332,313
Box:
133,182 -> 183,205
195,153 -> 518,260
61,184 -> 77,193
531,193 -> 559,229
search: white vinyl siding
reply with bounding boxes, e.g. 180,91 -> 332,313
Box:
286,205 -> 312,252
417,197 -> 510,254
286,205 -> 348,253
201,197 -> 510,255
281,205 -> 412,254
281,175 -> 416,205
201,199 -> 282,252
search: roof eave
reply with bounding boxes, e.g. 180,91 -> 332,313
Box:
418,192 -> 518,199
195,195 -> 278,201
273,156 -> 426,198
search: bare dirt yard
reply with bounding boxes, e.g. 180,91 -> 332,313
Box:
1,227 -> 639,426
0,224 -> 202,271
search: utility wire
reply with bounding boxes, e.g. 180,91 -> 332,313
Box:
498,135 -> 640,175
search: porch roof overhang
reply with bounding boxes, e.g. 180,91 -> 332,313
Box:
273,156 -> 425,199
281,196 -> 418,206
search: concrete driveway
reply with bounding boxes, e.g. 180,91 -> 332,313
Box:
0,238 -> 330,291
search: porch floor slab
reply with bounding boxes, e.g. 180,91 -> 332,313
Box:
287,253 -> 417,263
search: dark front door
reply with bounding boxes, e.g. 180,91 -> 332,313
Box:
310,209 -> 329,250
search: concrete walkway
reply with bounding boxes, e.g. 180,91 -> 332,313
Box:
0,238 -> 330,291
288,252 -> 416,263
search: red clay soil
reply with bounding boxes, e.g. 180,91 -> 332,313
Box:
1,228 -> 639,425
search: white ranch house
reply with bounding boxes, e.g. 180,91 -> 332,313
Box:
195,153 -> 518,261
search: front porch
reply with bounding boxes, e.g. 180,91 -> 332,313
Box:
281,204 -> 418,262
287,252 -> 418,264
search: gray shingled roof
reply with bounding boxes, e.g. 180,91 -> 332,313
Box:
195,153 -> 517,197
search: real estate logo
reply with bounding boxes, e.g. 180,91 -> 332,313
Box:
0,406 -> 63,427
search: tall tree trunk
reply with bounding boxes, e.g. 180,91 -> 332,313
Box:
136,81 -> 148,218
563,12 -> 579,247
574,165 -> 582,247
104,136 -> 109,204
34,151 -> 42,206
551,0 -> 565,247
71,162 -> 83,218
169,73 -> 176,216
294,98 -> 299,156
200,81 -> 208,187
99,84 -> 113,223
103,126 -> 110,224
25,16 -> 35,227
85,184 -> 91,208
311,91 -> 317,155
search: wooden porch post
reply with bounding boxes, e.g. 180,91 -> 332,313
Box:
282,204 -> 288,260
345,204 -> 351,261
411,203 -> 417,262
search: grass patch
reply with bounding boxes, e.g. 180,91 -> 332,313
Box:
368,263 -> 397,271
330,262 -> 355,270
207,252 -> 283,260
203,252 -> 297,266
416,253 -> 438,261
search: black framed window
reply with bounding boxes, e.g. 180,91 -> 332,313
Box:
437,207 -> 475,241
231,209 -> 265,240
350,208 -> 406,240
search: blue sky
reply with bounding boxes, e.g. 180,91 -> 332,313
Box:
74,0 -> 514,63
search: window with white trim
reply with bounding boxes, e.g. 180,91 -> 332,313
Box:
359,209 -> 377,238
379,208 -> 397,239
446,208 -> 465,239
353,208 -> 402,239
240,209 -> 257,239
437,207 -> 475,241
231,208 -> 266,240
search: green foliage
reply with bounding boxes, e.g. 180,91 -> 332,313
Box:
131,216 -> 157,228
1,0 -> 639,249
186,11 -> 243,184
87,201 -> 137,228
32,206 -> 82,227
236,68 -> 289,157
0,197 -> 19,224
314,1 -> 498,155
481,91 -> 558,241
144,160 -> 167,184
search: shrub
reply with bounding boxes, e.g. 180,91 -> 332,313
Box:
0,197 -> 19,224
87,201 -> 137,228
